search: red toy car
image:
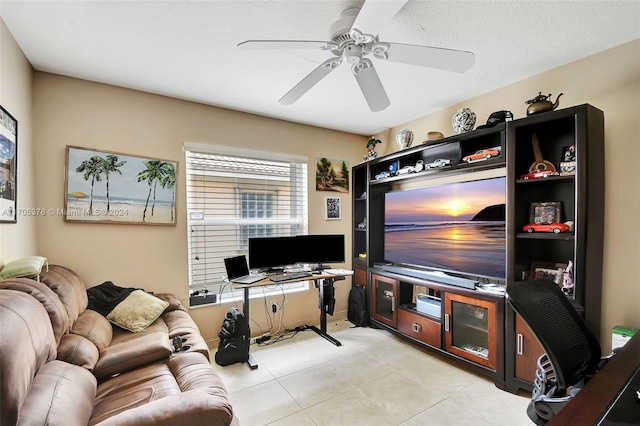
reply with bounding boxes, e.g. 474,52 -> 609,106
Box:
520,170 -> 560,180
463,148 -> 501,163
523,223 -> 571,234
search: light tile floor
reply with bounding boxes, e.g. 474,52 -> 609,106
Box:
212,316 -> 534,426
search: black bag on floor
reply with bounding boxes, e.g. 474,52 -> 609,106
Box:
215,307 -> 249,366
347,285 -> 369,327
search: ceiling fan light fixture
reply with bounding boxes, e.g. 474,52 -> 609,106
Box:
349,28 -> 375,45
369,42 -> 390,60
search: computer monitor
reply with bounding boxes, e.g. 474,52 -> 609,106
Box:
294,234 -> 345,268
248,234 -> 345,270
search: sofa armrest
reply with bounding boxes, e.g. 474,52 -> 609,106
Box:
57,333 -> 100,371
155,293 -> 186,313
93,331 -> 172,380
91,388 -> 236,426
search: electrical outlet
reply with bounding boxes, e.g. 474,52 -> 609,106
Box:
271,300 -> 277,313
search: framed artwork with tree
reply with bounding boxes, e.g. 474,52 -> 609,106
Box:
315,157 -> 349,193
64,146 -> 177,225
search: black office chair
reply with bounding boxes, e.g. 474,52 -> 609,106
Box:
506,280 -> 613,425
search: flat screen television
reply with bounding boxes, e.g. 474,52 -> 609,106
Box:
384,176 -> 506,282
248,234 -> 345,270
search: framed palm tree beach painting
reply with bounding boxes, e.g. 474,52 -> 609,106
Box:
64,146 -> 177,225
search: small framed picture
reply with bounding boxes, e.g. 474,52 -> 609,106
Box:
325,197 -> 340,220
560,145 -> 576,162
529,201 -> 562,224
530,261 -> 568,285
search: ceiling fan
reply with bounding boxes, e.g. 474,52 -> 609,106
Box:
238,0 -> 475,112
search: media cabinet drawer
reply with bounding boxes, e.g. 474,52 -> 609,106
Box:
398,309 -> 441,348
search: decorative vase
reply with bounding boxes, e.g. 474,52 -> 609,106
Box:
395,129 -> 414,150
452,108 -> 477,134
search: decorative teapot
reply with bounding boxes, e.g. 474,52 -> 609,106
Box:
525,92 -> 564,116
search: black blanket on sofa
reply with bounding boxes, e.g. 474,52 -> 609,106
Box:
86,281 -> 140,316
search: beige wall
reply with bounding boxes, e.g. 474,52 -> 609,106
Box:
375,39 -> 640,352
32,73 -> 365,343
0,20 -> 37,261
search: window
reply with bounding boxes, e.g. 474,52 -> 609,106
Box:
239,191 -> 274,249
185,143 -> 308,302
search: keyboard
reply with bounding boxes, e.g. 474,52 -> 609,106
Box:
269,271 -> 312,282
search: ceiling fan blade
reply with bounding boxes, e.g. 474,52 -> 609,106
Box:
382,42 -> 475,73
351,0 -> 408,36
279,58 -> 342,105
352,59 -> 390,112
238,40 -> 329,50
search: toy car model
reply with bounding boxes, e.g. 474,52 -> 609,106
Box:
396,165 -> 416,176
523,222 -> 571,234
425,158 -> 453,169
374,170 -> 391,180
463,148 -> 501,163
520,170 -> 560,180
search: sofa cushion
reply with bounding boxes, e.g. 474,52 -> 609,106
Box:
0,290 -> 57,425
91,362 -> 182,425
106,290 -> 169,332
91,389 -> 235,426
91,353 -> 234,426
0,256 -> 48,281
58,333 -> 101,371
72,309 -> 113,350
93,331 -> 173,380
18,359 -> 96,425
0,277 -> 70,343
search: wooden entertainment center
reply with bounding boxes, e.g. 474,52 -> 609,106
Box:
352,104 -> 604,392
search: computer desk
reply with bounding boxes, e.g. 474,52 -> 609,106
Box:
548,330 -> 640,425
232,269 -> 353,369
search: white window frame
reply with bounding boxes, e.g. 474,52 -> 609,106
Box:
185,143 -> 309,305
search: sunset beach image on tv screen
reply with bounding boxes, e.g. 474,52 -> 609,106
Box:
384,177 -> 506,279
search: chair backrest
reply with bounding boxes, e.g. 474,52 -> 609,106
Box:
506,280 -> 601,392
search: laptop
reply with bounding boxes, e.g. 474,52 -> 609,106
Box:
224,255 -> 265,284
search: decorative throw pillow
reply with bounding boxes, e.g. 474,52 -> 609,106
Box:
0,256 -> 48,281
106,290 -> 169,332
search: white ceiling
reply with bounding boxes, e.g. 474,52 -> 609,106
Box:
1,1 -> 638,135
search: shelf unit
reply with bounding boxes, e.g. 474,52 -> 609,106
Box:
351,104 -> 603,394
505,104 -> 604,393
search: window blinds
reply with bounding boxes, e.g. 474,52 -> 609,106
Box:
185,144 -> 308,294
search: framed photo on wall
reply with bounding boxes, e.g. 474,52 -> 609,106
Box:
65,146 -> 178,225
325,197 -> 341,220
0,105 -> 18,223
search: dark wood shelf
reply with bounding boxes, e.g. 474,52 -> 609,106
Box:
515,232 -> 575,240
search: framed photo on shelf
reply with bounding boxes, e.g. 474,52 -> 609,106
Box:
324,197 -> 340,220
529,201 -> 562,224
0,105 -> 18,223
529,261 -> 568,285
560,145 -> 576,162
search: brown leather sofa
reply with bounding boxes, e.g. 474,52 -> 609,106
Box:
0,265 -> 238,425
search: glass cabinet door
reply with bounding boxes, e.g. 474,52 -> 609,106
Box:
445,293 -> 497,369
371,273 -> 397,327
